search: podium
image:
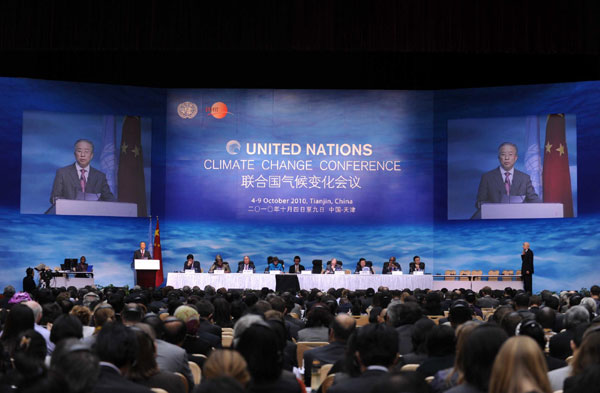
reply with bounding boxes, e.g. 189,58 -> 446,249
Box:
134,259 -> 160,288
47,199 -> 137,217
481,203 -> 564,219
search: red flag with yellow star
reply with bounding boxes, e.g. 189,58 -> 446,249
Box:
543,114 -> 574,217
153,217 -> 164,287
117,116 -> 147,217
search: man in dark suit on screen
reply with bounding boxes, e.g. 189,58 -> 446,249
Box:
474,142 -> 541,218
521,241 -> 534,293
50,139 -> 116,205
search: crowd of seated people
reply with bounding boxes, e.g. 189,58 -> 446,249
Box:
1,283 -> 600,392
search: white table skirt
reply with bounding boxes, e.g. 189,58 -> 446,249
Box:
166,273 -> 433,291
50,276 -> 94,289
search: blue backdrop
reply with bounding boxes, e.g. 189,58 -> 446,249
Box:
0,78 -> 599,292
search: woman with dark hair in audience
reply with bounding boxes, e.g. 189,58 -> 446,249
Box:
127,323 -> 186,393
0,303 -> 34,356
445,324 -> 508,393
489,335 -> 552,393
298,305 -> 332,342
212,297 -> 233,328
368,306 -> 382,324
429,321 -> 478,393
1,329 -> 49,391
235,324 -> 303,393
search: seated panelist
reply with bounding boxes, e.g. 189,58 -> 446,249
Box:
323,258 -> 343,274
183,254 -> 202,273
382,256 -> 401,274
354,258 -> 374,274
409,256 -> 425,274
208,254 -> 231,273
288,255 -> 305,274
237,255 -> 256,272
75,256 -> 89,272
267,256 -> 285,272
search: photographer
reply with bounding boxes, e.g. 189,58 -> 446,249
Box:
34,264 -> 53,289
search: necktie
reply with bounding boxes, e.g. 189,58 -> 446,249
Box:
504,172 -> 510,195
80,169 -> 86,192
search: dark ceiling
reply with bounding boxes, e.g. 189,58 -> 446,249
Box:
1,1 -> 599,89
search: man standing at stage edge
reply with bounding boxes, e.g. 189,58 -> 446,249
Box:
521,242 -> 534,293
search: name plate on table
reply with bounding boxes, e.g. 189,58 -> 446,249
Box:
185,269 -> 195,274
413,271 -> 424,275
359,271 -> 372,275
335,271 -> 345,275
214,269 -> 225,275
392,271 -> 403,275
242,270 -> 254,274
270,270 -> 281,275
301,271 -> 312,275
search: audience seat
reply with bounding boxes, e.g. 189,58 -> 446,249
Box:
174,372 -> 189,393
488,269 -> 500,281
427,315 -> 443,325
353,315 -> 369,327
444,270 -> 456,280
400,364 -> 419,372
297,341 -> 329,368
321,374 -> 336,393
189,361 -> 201,385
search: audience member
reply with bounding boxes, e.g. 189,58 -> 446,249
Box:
303,314 -> 356,387
236,324 -> 303,393
51,338 -> 100,393
201,349 -> 251,387
446,324 -> 508,393
298,305 -> 333,342
489,336 -> 552,393
127,323 -> 186,393
92,322 -> 153,393
328,323 -> 399,393
0,303 -> 34,356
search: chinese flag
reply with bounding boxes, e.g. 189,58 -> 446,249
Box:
117,116 -> 147,217
153,217 -> 164,288
543,114 -> 574,217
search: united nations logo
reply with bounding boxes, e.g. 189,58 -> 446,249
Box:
177,101 -> 198,119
